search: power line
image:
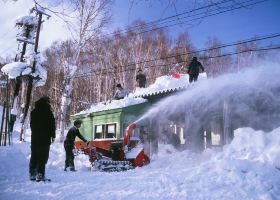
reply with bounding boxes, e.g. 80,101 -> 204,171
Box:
0,26 -> 16,41
103,0 -> 235,37
0,44 -> 17,57
203,45 -> 280,59
72,44 -> 280,79
125,0 -> 267,37
73,32 -> 280,78
97,0 -> 266,42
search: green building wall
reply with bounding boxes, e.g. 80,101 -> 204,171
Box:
71,102 -> 150,141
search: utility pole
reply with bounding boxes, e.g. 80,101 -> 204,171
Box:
20,7 -> 51,141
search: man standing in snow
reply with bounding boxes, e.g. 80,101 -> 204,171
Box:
64,119 -> 88,171
113,84 -> 129,100
29,96 -> 56,182
136,69 -> 147,88
188,57 -> 204,83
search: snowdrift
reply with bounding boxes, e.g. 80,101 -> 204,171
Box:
0,126 -> 279,200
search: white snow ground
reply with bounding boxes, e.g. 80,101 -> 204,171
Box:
0,117 -> 279,200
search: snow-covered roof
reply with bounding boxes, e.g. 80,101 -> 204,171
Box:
74,73 -> 207,116
133,73 -> 207,97
74,97 -> 147,116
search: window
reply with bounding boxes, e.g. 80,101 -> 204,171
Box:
106,124 -> 116,138
94,125 -> 103,139
94,123 -> 117,139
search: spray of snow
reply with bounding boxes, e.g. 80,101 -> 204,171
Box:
136,60 -> 280,132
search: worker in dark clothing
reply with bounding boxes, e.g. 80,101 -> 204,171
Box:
29,96 -> 56,182
64,119 -> 88,171
170,132 -> 181,150
136,69 -> 147,88
188,57 -> 204,83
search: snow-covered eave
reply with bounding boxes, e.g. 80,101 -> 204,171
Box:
72,97 -> 148,117
133,85 -> 188,98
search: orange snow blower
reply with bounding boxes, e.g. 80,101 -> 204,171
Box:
74,123 -> 150,171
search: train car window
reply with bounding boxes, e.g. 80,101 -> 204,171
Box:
94,125 -> 103,139
106,124 -> 116,138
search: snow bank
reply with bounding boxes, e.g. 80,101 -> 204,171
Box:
0,125 -> 279,200
223,127 -> 280,169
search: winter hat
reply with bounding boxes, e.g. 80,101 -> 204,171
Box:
74,119 -> 82,126
35,96 -> 50,107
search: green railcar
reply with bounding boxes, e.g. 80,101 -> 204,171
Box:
71,102 -> 151,141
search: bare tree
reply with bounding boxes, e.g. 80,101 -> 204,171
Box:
57,0 -> 112,141
203,36 -> 231,76
235,40 -> 259,71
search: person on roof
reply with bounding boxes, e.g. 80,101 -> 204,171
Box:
64,119 -> 88,172
113,84 -> 129,100
188,57 -> 204,83
136,69 -> 147,88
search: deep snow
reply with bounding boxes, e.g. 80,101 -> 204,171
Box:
1,63 -> 280,199
0,119 -> 279,200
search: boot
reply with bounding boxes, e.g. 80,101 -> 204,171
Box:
36,173 -> 44,182
70,166 -> 77,172
29,173 -> 36,181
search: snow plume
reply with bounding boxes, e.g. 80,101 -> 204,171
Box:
136,59 -> 280,133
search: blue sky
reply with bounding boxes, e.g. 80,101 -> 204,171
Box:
0,0 -> 279,58
112,0 -> 280,49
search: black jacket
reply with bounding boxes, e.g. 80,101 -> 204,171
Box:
136,73 -> 146,87
188,60 -> 204,75
30,103 -> 56,146
65,126 -> 87,145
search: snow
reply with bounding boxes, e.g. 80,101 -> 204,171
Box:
0,121 -> 279,200
16,15 -> 37,26
74,97 -> 147,116
1,62 -> 29,79
1,61 -> 47,86
133,72 -> 207,97
1,62 -> 280,199
75,73 -> 206,116
125,147 -> 143,159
